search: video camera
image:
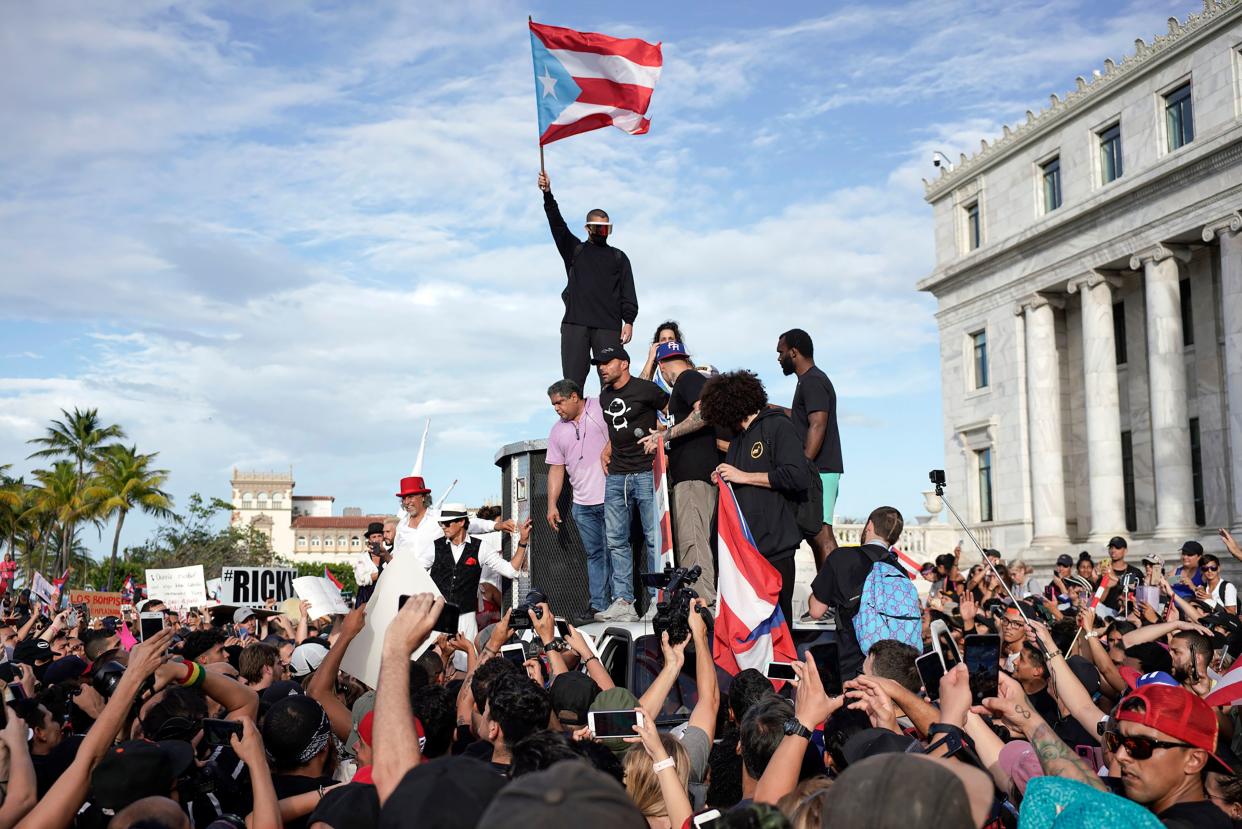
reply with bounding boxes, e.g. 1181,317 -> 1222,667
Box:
509,589 -> 549,631
643,564 -> 710,645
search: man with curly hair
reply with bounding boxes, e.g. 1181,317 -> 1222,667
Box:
699,371 -> 810,622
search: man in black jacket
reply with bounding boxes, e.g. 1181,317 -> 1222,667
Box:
539,171 -> 638,389
699,370 -> 810,622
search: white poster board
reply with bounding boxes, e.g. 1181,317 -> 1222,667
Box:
338,553 -> 442,689
220,566 -> 298,607
293,576 -> 351,619
145,565 -> 206,610
30,571 -> 56,605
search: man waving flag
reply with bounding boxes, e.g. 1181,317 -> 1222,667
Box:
529,20 -> 663,146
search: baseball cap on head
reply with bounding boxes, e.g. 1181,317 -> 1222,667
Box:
290,642 -> 328,678
1141,553 -> 1163,567
1119,667 -> 1178,690
654,342 -> 689,363
90,740 -> 194,811
590,345 -> 630,365
1116,683 -> 1231,772
1179,540 -> 1204,556
1108,536 -> 1128,550
1056,554 -> 1074,567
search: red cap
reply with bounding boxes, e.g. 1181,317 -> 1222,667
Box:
1117,684 -> 1231,772
358,711 -> 374,746
396,476 -> 431,497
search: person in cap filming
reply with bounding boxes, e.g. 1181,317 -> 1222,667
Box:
539,170 -> 639,390
389,475 -> 516,568
353,521 -> 389,606
431,504 -> 532,652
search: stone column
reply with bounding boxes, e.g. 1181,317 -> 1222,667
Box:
1017,294 -> 1069,544
1130,244 -> 1196,538
1205,212 -> 1242,530
1067,273 -> 1128,541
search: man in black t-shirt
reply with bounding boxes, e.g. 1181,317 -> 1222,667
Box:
1101,536 -> 1144,614
594,345 -> 669,622
639,341 -> 721,604
777,328 -> 844,569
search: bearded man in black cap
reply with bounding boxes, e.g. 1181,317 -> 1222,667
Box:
353,521 -> 389,606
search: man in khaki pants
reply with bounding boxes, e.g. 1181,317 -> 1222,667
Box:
641,342 -> 719,604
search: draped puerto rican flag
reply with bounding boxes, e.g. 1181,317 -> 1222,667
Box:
713,480 -> 796,676
529,21 -> 662,146
324,566 -> 344,591
653,435 -> 674,569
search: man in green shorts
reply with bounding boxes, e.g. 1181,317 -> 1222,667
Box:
777,329 -> 844,570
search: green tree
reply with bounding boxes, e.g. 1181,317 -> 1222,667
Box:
124,493 -> 275,582
26,407 -> 125,576
289,560 -> 357,594
29,462 -> 95,578
86,445 -> 174,590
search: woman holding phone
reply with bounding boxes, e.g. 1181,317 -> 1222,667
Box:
1196,553 -> 1237,614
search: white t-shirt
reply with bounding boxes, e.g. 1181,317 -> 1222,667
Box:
1208,580 -> 1238,611
390,508 -> 496,568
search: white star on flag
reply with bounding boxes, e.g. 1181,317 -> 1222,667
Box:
539,66 -> 558,99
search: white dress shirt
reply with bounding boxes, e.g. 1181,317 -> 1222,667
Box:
391,507 -> 497,570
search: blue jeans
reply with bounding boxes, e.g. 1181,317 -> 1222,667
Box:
604,471 -> 659,603
572,502 -> 609,611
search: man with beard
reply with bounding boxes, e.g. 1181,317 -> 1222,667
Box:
389,477 -> 515,568
539,171 -> 638,390
1168,630 -> 1213,698
776,328 -> 842,569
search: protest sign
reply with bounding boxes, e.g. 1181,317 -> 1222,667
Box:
145,565 -> 206,610
339,554 -> 442,689
293,576 -> 351,619
220,566 -> 298,607
67,590 -> 124,618
30,571 -> 56,605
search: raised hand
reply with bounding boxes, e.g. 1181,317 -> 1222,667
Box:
383,593 -> 443,657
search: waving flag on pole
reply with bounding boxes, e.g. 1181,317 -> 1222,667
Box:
653,435 -> 674,569
529,20 -> 662,146
713,480 -> 796,676
324,566 -> 344,591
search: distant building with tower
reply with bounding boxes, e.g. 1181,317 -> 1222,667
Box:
229,469 -> 386,564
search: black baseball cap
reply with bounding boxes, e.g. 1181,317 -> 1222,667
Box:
90,740 -> 194,810
1180,540 -> 1204,556
549,671 -> 600,729
1108,536 -> 1128,549
1055,554 -> 1074,567
379,757 -> 507,829
590,346 -> 630,365
12,638 -> 53,666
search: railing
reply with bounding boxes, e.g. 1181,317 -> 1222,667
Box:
832,521 -> 970,560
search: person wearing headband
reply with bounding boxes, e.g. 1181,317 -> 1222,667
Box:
539,170 -> 639,391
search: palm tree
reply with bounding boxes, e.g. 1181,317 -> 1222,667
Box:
0,470 -> 35,578
27,408 -> 125,581
86,445 -> 174,590
29,462 -> 95,577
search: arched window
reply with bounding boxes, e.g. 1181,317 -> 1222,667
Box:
241,492 -> 254,509
271,492 -> 283,505
351,536 -> 361,548
311,536 -> 321,547
257,492 -> 269,504
337,536 -> 347,548
297,536 -> 307,547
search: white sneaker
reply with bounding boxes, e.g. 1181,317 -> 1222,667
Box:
594,598 -> 628,622
613,600 -> 638,622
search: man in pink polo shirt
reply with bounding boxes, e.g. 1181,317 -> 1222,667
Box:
546,378 -> 610,625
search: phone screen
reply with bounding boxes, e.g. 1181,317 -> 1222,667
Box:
936,627 -> 961,671
202,718 -> 244,747
398,594 -> 410,610
693,810 -> 723,829
963,634 -> 1000,706
139,613 -> 165,642
555,618 -> 570,638
806,643 -> 842,696
501,644 -> 527,666
915,652 -> 946,701
433,603 -> 461,634
590,709 -> 640,738
765,661 -> 797,681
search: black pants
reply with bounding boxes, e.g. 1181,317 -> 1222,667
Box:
772,555 -> 796,626
561,323 -> 621,390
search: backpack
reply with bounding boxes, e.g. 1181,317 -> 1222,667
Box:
854,554 -> 923,655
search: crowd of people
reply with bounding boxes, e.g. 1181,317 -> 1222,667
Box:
3,171 -> 1242,829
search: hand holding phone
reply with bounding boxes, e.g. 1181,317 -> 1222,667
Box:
139,612 -> 166,642
588,708 -> 643,739
201,718 -> 244,747
765,661 -> 797,682
963,633 -> 1000,706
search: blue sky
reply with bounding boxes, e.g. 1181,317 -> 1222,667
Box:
0,0 -> 1191,558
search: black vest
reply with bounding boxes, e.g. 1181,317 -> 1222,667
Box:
429,537 -> 482,610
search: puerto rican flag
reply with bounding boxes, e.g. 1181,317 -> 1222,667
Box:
121,574 -> 135,599
529,21 -> 662,146
1206,654 -> 1242,708
324,566 -> 344,591
890,546 -> 922,580
653,435 -> 674,570
713,480 -> 796,677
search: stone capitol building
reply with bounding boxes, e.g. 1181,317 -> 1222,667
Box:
921,1 -> 1242,563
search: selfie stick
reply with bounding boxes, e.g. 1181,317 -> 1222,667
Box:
928,471 -> 1036,629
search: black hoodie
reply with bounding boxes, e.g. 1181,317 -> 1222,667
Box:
544,191 -> 638,330
723,409 -> 811,563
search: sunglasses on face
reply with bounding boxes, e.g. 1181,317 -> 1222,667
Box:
1103,730 -> 1193,759
1203,565 -> 1219,572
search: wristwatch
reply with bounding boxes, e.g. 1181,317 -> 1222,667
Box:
782,719 -> 813,740
545,638 -> 571,653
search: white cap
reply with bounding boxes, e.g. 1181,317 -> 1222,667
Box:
289,642 -> 328,678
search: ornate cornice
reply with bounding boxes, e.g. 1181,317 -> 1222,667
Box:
1129,243 -> 1193,270
1065,271 -> 1125,295
923,0 -> 1241,202
1013,292 -> 1065,316
1203,210 -> 1242,240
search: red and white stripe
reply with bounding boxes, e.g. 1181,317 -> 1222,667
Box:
890,546 -> 921,580
1089,570 -> 1112,609
653,435 -> 674,569
531,21 -> 662,146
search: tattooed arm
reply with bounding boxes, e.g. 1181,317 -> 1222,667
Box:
980,672 -> 1107,792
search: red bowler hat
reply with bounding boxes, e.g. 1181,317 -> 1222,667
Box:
395,476 -> 431,497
